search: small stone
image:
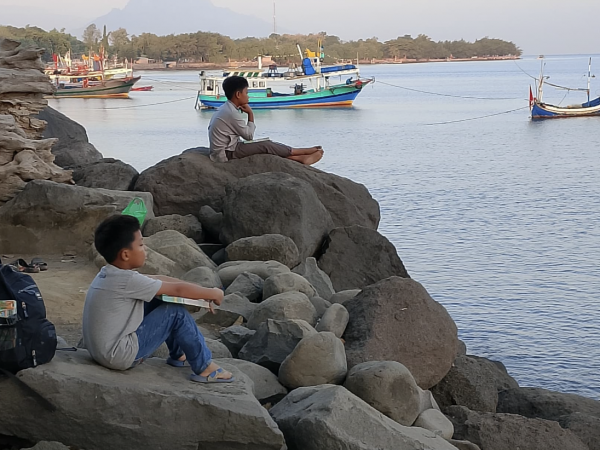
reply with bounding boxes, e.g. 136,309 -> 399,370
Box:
217,260 -> 290,288
315,303 -> 349,338
205,338 -> 232,358
198,205 -> 223,243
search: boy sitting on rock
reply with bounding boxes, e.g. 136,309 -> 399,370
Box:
208,75 -> 324,164
82,214 -> 234,383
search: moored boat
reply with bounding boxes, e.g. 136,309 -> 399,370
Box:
46,76 -> 141,99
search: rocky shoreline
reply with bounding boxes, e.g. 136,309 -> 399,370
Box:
0,39 -> 598,450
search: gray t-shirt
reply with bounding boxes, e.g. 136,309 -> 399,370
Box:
208,100 -> 256,162
82,265 -> 162,370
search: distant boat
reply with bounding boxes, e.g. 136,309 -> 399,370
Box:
47,77 -> 141,99
196,41 -> 372,109
131,85 -> 154,91
530,58 -> 600,119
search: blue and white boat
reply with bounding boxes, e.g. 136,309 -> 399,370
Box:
531,58 -> 600,119
195,42 -> 373,109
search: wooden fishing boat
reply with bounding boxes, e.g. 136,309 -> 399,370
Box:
531,58 -> 600,119
196,42 -> 372,109
47,76 -> 141,99
131,85 -> 154,92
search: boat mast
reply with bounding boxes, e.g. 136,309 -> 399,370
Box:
537,59 -> 545,103
587,57 -> 592,104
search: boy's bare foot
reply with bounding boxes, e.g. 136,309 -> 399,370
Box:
199,361 -> 233,380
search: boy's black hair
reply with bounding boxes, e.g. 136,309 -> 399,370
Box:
223,76 -> 249,100
94,214 -> 141,264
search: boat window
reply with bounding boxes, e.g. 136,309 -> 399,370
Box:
252,81 -> 258,88
259,82 -> 265,87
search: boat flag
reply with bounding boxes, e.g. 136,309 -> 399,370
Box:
529,86 -> 534,109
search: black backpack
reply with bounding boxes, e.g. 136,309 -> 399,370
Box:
0,259 -> 57,373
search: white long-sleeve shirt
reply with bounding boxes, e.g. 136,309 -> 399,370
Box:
208,100 -> 256,162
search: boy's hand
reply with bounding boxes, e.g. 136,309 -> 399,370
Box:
207,288 -> 224,315
239,104 -> 253,115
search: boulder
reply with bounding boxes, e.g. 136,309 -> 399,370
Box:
497,387 -> 600,420
278,332 -> 347,389
37,106 -> 103,168
72,158 -> 138,191
204,338 -> 233,358
217,260 -> 290,288
219,172 -> 334,260
199,243 -> 223,258
137,247 -> 184,278
315,303 -> 349,338
144,230 -> 216,272
262,272 -> 317,301
343,361 -> 421,426
414,409 -> 454,439
238,319 -> 317,372
329,289 -> 361,304
447,405 -> 588,450
197,293 -> 257,326
218,358 -> 288,404
211,248 -> 227,265
224,272 -> 264,303
219,325 -> 256,358
198,205 -> 222,243
292,257 -> 335,300
558,412 -> 600,450
419,388 -> 442,414
0,350 -> 285,450
431,355 -> 519,413
318,225 -> 410,291
447,439 -> 482,450
309,296 -> 331,318
20,442 -> 70,450
456,340 -> 467,357
270,385 -> 459,450
134,150 -> 380,229
182,266 -> 222,288
225,234 -> 300,268
247,291 -> 318,330
143,214 -> 204,243
343,277 -> 458,389
0,180 -> 154,254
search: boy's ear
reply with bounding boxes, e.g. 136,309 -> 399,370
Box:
118,247 -> 130,262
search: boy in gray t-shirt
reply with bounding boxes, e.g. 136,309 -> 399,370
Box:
82,214 -> 234,383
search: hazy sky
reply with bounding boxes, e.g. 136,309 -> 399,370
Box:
1,0 -> 599,55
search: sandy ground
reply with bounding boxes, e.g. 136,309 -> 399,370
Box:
2,253 -> 99,345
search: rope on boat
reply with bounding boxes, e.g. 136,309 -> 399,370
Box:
90,96 -> 197,110
513,61 -> 538,81
374,79 -> 522,100
140,77 -> 200,91
424,106 -> 529,126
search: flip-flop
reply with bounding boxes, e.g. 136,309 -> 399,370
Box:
10,259 -> 40,273
166,357 -> 190,368
190,368 -> 235,383
30,258 -> 48,271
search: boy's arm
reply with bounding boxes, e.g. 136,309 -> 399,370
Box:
147,275 -> 182,283
156,281 -> 224,306
229,108 -> 256,141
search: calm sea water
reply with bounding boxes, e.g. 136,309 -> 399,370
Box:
49,56 -> 600,399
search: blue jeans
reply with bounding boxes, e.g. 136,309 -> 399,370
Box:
134,298 -> 212,375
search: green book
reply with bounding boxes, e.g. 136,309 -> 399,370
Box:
161,295 -> 212,309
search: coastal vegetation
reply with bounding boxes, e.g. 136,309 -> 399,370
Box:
0,24 -> 521,64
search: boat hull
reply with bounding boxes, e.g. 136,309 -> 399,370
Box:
198,84 -> 366,109
47,77 -> 141,99
531,98 -> 600,119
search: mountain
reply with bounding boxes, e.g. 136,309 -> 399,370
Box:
88,0 -> 274,38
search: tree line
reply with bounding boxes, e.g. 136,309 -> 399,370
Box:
0,24 -> 522,64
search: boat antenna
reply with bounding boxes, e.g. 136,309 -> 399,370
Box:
587,57 -> 592,103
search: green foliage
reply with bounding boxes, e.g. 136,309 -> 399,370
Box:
0,25 -> 522,64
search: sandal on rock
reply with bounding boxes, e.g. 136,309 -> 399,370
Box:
166,357 -> 190,368
190,368 -> 235,383
30,258 -> 48,271
10,259 -> 40,273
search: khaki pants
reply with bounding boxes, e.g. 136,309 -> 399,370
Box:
226,140 -> 292,160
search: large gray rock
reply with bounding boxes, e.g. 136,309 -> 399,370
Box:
262,272 -> 317,300
143,214 -> 204,243
0,180 -> 154,254
343,277 -> 459,389
309,296 -> 332,318
447,405 -> 588,450
204,338 -> 233,358
134,150 -> 380,230
270,385 -> 459,450
219,325 -> 256,358
182,266 -> 222,288
219,358 -> 288,404
72,158 -> 138,191
278,332 -> 347,389
292,257 -> 335,300
20,442 -> 70,450
414,409 -> 454,439
144,230 -> 216,272
219,172 -> 334,260
238,319 -> 317,372
198,205 -> 222,243
247,291 -> 318,330
497,387 -> 600,420
138,246 -> 184,277
0,351 -> 284,450
38,106 -> 103,169
225,234 -> 300,268
558,412 -> 600,450
431,355 -> 519,413
315,303 -> 349,338
197,293 -> 257,326
217,260 -> 290,288
318,225 -> 410,291
329,289 -> 361,305
224,272 -> 264,303
344,361 -> 421,426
